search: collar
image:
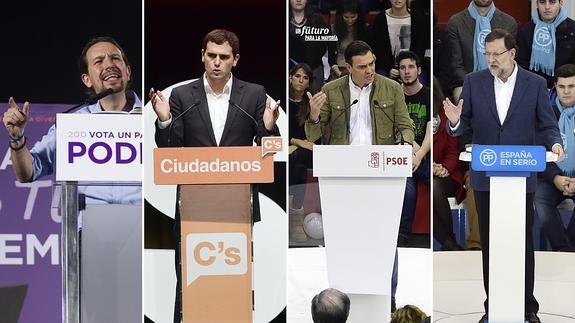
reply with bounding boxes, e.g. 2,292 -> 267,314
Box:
88,90 -> 142,113
348,75 -> 373,91
203,72 -> 233,96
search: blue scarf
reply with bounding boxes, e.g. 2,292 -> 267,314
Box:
530,8 -> 567,76
468,2 -> 495,72
557,97 -> 575,176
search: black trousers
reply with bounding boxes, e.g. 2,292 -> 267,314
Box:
474,191 -> 539,314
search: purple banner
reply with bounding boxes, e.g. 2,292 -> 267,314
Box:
0,103 -> 71,323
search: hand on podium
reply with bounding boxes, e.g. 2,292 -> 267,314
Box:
552,143 -> 565,163
149,88 -> 170,122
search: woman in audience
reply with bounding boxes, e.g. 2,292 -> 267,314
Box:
331,0 -> 368,77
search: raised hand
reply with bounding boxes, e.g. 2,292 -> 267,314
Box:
443,97 -> 464,127
306,91 -> 327,122
264,97 -> 281,131
3,97 -> 30,138
149,88 -> 170,122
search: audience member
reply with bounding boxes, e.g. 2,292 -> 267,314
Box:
517,0 -> 575,89
311,288 -> 351,323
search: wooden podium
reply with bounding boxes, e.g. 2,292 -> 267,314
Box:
154,145 -> 276,322
313,145 -> 412,323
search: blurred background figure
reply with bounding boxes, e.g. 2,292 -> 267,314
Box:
311,288 -> 351,323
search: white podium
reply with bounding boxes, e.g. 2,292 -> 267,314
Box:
463,145 -> 555,323
313,145 -> 411,322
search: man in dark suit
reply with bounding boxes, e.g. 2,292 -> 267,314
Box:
443,29 -> 564,323
149,29 -> 280,323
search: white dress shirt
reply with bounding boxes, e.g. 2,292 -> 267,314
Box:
157,74 -> 233,146
450,62 -> 518,130
348,76 -> 373,145
494,62 -> 518,125
204,73 -> 233,145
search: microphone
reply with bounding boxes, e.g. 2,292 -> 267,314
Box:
63,88 -> 115,113
167,100 -> 202,145
229,100 -> 259,131
331,99 -> 359,125
374,100 -> 406,145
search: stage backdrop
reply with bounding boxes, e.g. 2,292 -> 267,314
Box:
0,103 -> 71,323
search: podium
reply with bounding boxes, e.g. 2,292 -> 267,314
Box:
56,113 -> 142,323
313,145 -> 412,322
462,145 -> 556,322
154,144 -> 277,322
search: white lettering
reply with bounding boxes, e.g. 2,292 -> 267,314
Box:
0,147 -> 11,170
26,234 -> 59,265
0,234 -> 23,265
15,180 -> 52,221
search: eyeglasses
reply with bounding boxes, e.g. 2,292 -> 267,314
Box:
483,48 -> 511,59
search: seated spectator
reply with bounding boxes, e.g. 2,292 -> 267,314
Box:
311,288 -> 351,323
534,63 -> 575,252
517,0 -> 575,89
432,76 -> 465,251
289,63 -> 317,221
391,304 -> 428,323
331,0 -> 369,78
290,0 -> 337,92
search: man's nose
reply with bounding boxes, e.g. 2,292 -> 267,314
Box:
214,56 -> 221,66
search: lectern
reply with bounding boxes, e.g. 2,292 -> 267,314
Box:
313,145 -> 412,323
154,144 -> 277,322
463,145 -> 555,323
56,113 -> 142,323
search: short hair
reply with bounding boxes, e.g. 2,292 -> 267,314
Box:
555,64 -> 575,82
78,36 -> 130,76
390,305 -> 428,323
484,28 -> 517,52
202,29 -> 240,57
396,50 -> 421,68
344,40 -> 373,65
311,288 -> 351,323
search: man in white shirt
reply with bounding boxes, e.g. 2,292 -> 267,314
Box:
305,40 -> 414,311
149,29 -> 280,323
443,28 -> 564,323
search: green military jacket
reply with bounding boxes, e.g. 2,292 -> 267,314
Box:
305,74 -> 414,145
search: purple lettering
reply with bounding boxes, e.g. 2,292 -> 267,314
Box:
68,142 -> 86,163
88,142 -> 112,164
116,142 -> 136,164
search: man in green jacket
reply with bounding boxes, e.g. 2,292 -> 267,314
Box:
305,40 -> 414,145
304,40 -> 415,311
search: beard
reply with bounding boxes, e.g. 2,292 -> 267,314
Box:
473,0 -> 493,8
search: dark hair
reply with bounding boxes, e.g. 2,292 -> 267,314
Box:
78,36 -> 130,77
396,50 -> 421,68
290,63 -> 314,127
484,28 -> 517,52
390,304 -> 427,323
334,0 -> 367,41
202,29 -> 240,57
311,288 -> 351,323
344,40 -> 373,65
555,64 -> 575,82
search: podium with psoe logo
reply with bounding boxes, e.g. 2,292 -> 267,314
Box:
463,145 -> 556,323
56,113 -> 142,323
154,139 -> 281,323
313,145 -> 412,323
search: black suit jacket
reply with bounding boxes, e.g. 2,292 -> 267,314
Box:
155,76 -> 279,222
